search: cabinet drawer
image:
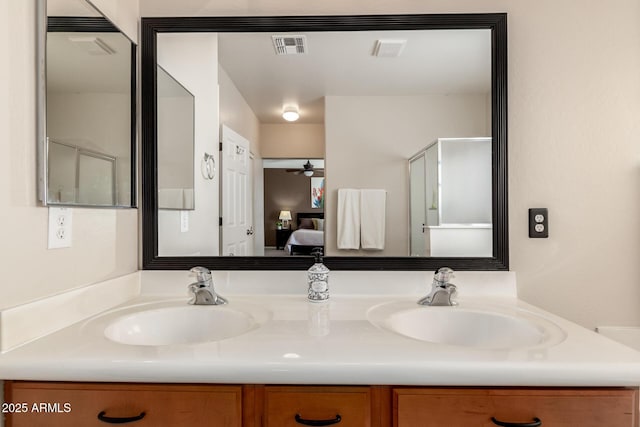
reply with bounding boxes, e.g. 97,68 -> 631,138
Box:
5,382 -> 242,427
263,386 -> 372,427
393,388 -> 638,427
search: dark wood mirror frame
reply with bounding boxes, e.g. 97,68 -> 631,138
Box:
141,13 -> 508,271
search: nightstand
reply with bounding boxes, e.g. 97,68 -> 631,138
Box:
275,228 -> 293,250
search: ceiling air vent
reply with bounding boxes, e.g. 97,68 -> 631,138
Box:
373,39 -> 407,57
68,36 -> 116,55
272,35 -> 307,55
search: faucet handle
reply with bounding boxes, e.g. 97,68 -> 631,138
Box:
434,267 -> 455,284
189,266 -> 212,285
446,283 -> 458,301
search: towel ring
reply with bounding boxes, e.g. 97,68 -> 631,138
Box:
201,153 -> 215,180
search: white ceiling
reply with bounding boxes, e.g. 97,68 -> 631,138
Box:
218,29 -> 491,124
48,0 -> 101,16
47,32 -> 131,94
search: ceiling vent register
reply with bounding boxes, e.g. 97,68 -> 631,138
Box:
272,35 -> 307,55
373,39 -> 407,57
68,36 -> 116,55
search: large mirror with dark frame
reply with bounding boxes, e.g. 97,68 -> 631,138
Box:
141,14 -> 508,271
37,0 -> 137,208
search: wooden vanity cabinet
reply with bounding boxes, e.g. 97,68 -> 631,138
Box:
393,388 -> 639,427
4,382 -> 243,427
4,382 -> 638,427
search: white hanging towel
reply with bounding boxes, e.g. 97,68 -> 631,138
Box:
337,189 -> 361,249
360,189 -> 386,250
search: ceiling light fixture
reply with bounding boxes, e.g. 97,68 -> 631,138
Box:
303,170 -> 314,177
282,106 -> 300,122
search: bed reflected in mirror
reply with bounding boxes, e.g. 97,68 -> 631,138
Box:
263,158 -> 325,257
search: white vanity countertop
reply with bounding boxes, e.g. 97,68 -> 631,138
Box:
1,270 -> 639,386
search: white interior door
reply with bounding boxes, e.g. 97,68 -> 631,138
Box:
221,125 -> 253,256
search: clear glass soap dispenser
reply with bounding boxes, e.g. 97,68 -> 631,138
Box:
307,247 -> 330,302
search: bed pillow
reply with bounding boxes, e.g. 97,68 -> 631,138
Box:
312,218 -> 325,231
299,218 -> 315,229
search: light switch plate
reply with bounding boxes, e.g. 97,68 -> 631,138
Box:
180,210 -> 189,233
48,207 -> 72,248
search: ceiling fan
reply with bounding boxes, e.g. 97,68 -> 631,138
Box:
286,160 -> 323,177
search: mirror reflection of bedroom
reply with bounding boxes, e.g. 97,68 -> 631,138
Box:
263,159 -> 325,257
156,29 -> 491,258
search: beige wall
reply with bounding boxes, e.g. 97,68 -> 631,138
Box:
0,0 -> 139,311
325,94 -> 489,256
503,1 -> 640,330
260,123 -> 325,159
219,66 -> 261,156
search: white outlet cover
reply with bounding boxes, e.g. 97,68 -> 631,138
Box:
48,207 -> 72,249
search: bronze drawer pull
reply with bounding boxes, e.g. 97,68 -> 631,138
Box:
97,410 -> 146,424
491,416 -> 542,427
294,413 -> 342,426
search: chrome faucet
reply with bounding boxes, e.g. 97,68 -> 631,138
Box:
417,267 -> 457,306
188,267 -> 228,305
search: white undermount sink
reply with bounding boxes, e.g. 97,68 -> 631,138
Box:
103,303 -> 269,346
367,301 -> 566,350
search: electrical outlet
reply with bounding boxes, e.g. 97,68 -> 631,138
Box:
48,207 -> 72,248
528,208 -> 548,238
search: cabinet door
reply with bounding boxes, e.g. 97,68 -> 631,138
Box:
393,388 -> 638,427
5,382 -> 242,427
262,386 -> 376,427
